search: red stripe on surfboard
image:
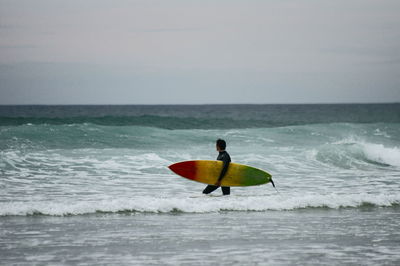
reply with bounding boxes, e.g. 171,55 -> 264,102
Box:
168,161 -> 197,181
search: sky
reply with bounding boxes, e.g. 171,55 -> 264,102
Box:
0,0 -> 399,104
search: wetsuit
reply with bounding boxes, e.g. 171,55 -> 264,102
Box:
202,150 -> 231,195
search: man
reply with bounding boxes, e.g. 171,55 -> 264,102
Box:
202,139 -> 231,196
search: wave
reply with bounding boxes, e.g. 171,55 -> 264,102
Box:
1,122 -> 399,171
316,138 -> 400,168
1,193 -> 399,216
361,142 -> 400,167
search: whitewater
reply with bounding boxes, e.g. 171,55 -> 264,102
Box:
1,104 -> 399,265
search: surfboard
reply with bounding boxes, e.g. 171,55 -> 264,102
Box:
168,160 -> 272,187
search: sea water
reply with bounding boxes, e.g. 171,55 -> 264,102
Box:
0,104 -> 399,265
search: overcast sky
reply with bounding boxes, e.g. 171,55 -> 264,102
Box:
0,0 -> 399,104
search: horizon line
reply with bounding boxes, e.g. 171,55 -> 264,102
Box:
0,102 -> 399,106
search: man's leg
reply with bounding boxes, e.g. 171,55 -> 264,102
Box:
203,185 -> 219,194
221,186 -> 230,195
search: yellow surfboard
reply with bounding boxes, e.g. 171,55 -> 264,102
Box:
168,160 -> 273,187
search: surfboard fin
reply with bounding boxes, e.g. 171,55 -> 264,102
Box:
270,178 -> 280,194
270,178 -> 275,188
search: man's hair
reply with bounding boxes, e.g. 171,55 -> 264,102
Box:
216,139 -> 226,150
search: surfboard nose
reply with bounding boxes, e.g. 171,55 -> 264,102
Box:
168,161 -> 197,180
167,163 -> 178,173
168,162 -> 181,173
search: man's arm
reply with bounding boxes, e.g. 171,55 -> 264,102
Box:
218,160 -> 230,182
216,156 -> 230,185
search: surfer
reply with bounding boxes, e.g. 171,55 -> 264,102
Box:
202,139 -> 231,195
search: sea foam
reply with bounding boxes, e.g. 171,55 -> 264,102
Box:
1,193 -> 399,216
361,143 -> 400,167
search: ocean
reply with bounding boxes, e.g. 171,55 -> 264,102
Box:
1,104 -> 399,265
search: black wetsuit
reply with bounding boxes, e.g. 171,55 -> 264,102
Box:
202,150 -> 231,195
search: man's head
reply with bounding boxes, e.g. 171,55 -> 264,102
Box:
216,139 -> 226,151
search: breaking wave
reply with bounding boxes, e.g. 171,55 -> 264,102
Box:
316,137 -> 400,169
1,193 -> 399,216
361,142 -> 400,167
